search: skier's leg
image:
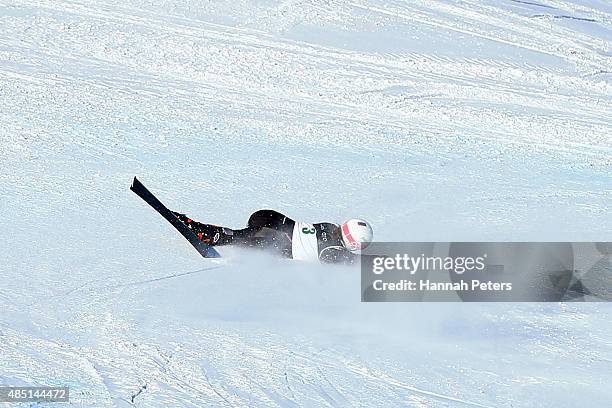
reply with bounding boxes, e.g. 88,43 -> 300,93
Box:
212,209 -> 293,243
238,210 -> 294,257
172,210 -> 293,257
246,210 -> 295,234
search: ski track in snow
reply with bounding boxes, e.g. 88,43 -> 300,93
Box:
1,0 -> 611,407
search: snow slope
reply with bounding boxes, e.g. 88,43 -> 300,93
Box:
1,0 -> 611,406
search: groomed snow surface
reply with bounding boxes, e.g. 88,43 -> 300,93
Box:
1,0 -> 611,406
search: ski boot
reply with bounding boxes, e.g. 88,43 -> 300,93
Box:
171,212 -> 234,245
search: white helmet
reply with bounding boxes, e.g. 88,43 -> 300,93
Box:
340,218 -> 373,252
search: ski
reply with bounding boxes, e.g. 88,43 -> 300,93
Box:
130,177 -> 221,258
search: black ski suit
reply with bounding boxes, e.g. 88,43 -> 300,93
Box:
172,209 -> 359,264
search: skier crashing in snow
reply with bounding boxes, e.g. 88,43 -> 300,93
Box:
171,209 -> 373,264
